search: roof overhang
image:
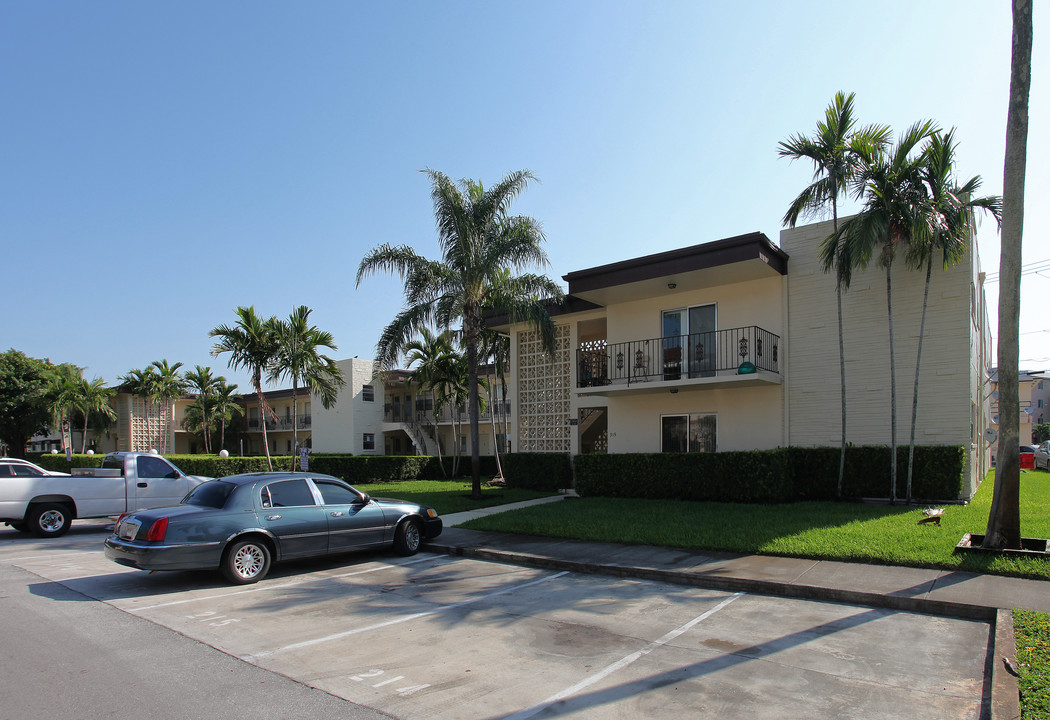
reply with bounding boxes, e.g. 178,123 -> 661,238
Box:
563,232 -> 788,306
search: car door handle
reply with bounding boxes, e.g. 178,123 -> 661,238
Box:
266,515 -> 282,521
137,482 -> 148,488
330,511 -> 345,517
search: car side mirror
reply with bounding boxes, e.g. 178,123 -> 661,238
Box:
358,493 -> 371,504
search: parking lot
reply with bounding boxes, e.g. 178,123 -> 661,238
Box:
2,522 -> 992,719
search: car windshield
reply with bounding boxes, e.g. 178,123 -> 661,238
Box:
183,481 -> 235,509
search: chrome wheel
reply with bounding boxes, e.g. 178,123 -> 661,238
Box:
394,520 -> 422,556
233,544 -> 266,579
39,510 -> 65,533
222,538 -> 271,584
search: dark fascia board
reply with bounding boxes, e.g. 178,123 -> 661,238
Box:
482,295 -> 604,328
562,232 -> 788,295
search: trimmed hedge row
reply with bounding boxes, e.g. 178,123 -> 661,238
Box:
574,445 -> 967,504
29,452 -> 564,489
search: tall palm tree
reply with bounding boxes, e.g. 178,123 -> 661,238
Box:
269,306 -> 345,469
357,169 -> 563,498
77,377 -> 116,453
119,366 -> 159,451
210,307 -> 280,470
405,326 -> 456,471
212,379 -> 243,454
150,360 -> 187,455
822,120 -> 937,503
480,327 -> 510,479
903,130 -> 1002,502
779,92 -> 891,498
985,0 -> 1032,550
184,365 -> 219,453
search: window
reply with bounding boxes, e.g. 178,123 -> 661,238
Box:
315,480 -> 362,505
137,456 -> 176,479
363,433 -> 375,451
661,414 -> 716,453
261,479 -> 315,508
362,385 -> 375,402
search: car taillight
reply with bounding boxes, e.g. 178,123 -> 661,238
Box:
113,512 -> 129,533
145,517 -> 168,542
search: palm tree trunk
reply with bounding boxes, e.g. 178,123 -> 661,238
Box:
834,197 -> 846,499
907,259 -> 934,503
488,380 -> 504,480
256,369 -> 273,471
432,395 -> 446,478
985,0 -> 1030,550
467,324 -> 482,499
81,415 -> 89,454
291,381 -> 299,471
886,263 -> 898,504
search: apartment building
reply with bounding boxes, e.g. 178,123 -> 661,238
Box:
491,218 -> 992,498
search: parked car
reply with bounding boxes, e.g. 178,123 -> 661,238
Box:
1,451 -> 211,537
1021,445 -> 1038,470
104,472 -> 443,584
1035,442 -> 1050,471
0,457 -> 70,477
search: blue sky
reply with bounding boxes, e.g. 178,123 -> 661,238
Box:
2,1 -> 1047,392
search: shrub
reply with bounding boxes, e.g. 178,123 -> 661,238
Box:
502,453 -> 573,491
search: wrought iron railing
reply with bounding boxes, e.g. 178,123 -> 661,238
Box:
577,326 -> 780,388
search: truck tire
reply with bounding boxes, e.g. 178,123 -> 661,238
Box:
27,503 -> 73,538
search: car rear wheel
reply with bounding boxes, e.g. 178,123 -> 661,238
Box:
27,503 -> 73,538
222,538 -> 271,584
393,519 -> 422,556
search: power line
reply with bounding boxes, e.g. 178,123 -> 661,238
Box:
986,258 -> 1050,283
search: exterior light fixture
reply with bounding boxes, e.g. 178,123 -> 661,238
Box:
670,387 -> 679,394
667,283 -> 677,290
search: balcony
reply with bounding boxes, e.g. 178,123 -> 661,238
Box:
577,326 -> 780,392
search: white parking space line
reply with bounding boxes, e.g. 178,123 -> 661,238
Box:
247,570 -> 571,661
503,592 -> 745,720
133,555 -> 448,611
4,552 -> 93,563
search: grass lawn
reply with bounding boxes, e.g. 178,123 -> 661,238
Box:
460,468 -> 1050,580
1017,610 -> 1050,720
354,480 -> 556,516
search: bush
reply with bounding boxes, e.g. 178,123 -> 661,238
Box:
502,453 -> 573,491
575,445 -> 966,504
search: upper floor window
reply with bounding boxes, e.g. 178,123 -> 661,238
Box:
362,385 -> 375,402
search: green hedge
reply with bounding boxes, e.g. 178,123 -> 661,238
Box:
501,453 -> 573,491
575,445 -> 967,504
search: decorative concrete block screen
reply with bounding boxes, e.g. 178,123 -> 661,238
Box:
129,397 -> 171,453
518,324 -> 571,452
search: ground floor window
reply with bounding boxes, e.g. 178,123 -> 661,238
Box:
661,414 -> 716,453
363,433 -> 375,451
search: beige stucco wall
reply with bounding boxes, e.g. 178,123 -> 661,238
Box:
781,218 -> 988,497
311,358 -> 384,454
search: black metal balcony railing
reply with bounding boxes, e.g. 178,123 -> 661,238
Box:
577,326 -> 780,388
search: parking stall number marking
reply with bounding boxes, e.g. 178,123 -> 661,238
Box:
350,669 -> 430,697
185,610 -> 242,628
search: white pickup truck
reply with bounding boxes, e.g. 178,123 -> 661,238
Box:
0,452 -> 212,538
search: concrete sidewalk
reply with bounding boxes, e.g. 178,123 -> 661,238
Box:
436,496 -> 1050,618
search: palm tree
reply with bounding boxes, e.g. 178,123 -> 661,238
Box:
405,327 -> 456,472
184,365 -> 219,453
77,377 -> 116,453
269,306 -> 344,469
212,379 -> 243,454
49,363 -> 84,453
822,120 -> 937,503
480,327 -> 510,479
779,92 -> 891,498
150,360 -> 187,455
903,130 -> 1002,502
357,169 -> 563,499
119,366 -> 159,451
985,0 -> 1032,550
211,307 -> 280,470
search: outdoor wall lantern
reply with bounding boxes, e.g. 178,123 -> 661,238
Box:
667,282 -> 677,290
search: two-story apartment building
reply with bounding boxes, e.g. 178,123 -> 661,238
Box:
491,218 -> 993,498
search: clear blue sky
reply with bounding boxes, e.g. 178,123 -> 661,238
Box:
2,1 -> 1046,391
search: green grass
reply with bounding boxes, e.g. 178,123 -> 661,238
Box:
1017,610 -> 1050,719
460,469 -> 1050,580
354,480 -> 556,516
